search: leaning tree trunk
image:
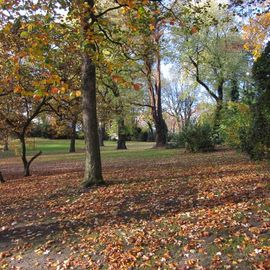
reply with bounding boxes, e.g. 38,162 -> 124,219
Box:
81,53 -> 104,187
69,118 -> 77,153
117,117 -> 127,150
20,136 -> 29,176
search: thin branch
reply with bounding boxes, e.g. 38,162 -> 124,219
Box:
28,151 -> 42,167
130,102 -> 154,109
96,4 -> 126,18
189,56 -> 218,101
97,24 -> 122,46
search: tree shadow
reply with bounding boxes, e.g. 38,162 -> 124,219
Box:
0,177 -> 268,249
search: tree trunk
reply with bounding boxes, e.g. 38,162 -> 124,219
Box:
80,0 -> 104,187
99,123 -> 105,147
147,121 -> 154,142
212,81 -> 224,143
231,79 -> 239,102
155,117 -> 168,147
213,99 -> 223,143
144,61 -> 168,147
20,136 -> 29,177
155,39 -> 167,147
214,100 -> 223,127
117,117 -> 127,150
0,171 -> 4,183
19,135 -> 42,177
176,116 -> 182,132
3,138 -> 8,151
69,118 -> 77,153
81,53 -> 104,187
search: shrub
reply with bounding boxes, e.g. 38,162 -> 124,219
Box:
182,123 -> 215,152
240,40 -> 270,160
219,102 -> 252,149
166,132 -> 186,149
240,107 -> 270,160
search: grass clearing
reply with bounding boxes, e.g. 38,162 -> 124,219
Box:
1,139 -> 180,163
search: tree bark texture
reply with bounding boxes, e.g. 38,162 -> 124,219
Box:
0,171 -> 4,183
117,117 -> 127,150
3,138 -> 8,151
81,0 -> 104,187
19,136 -> 42,177
69,118 -> 77,153
81,53 -> 104,187
99,123 -> 105,147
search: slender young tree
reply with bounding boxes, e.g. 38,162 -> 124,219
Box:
0,95 -> 47,176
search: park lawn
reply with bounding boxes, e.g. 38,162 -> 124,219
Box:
0,139 -> 179,162
0,142 -> 269,269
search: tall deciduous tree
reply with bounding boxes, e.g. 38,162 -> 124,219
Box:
0,0 -> 153,186
122,2 -> 171,147
67,0 -> 156,186
172,1 -> 249,128
163,77 -> 197,131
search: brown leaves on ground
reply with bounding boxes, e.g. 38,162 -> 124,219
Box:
0,149 -> 269,269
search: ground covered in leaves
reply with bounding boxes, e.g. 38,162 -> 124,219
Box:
0,146 -> 269,269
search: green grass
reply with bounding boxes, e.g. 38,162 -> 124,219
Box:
0,138 -> 180,161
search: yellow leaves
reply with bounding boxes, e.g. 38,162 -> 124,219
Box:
121,7 -> 129,15
14,86 -> 22,93
34,247 -> 44,255
49,74 -> 61,85
3,22 -> 12,33
69,90 -> 81,98
149,23 -> 155,31
186,259 -> 198,266
27,24 -> 34,32
102,49 -> 111,56
242,12 -> 270,58
20,31 -> 29,39
75,90 -> 81,97
249,227 -> 261,235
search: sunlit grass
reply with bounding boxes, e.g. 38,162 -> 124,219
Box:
0,138 -> 181,162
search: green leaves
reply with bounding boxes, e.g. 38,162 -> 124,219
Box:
20,31 -> 29,39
